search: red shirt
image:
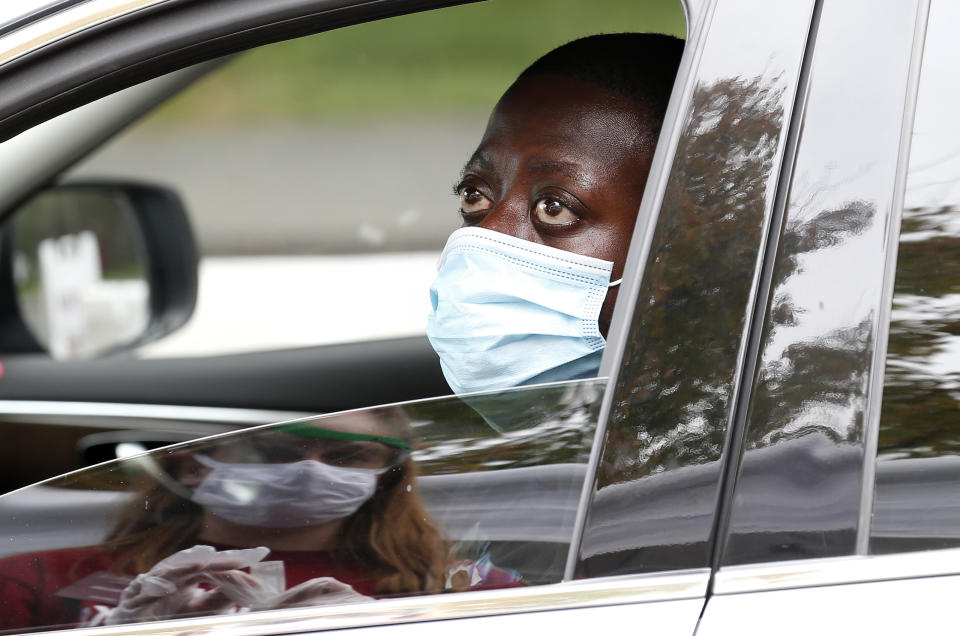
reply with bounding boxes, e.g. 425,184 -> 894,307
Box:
0,544 -> 379,631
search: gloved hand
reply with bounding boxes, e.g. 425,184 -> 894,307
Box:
102,545 -> 270,625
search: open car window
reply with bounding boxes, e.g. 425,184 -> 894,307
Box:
0,379 -> 603,632
44,0 -> 687,359
0,0 -> 688,495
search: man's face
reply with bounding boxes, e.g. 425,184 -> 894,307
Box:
455,74 -> 655,335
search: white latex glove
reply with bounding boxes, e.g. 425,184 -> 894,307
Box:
102,545 -> 270,625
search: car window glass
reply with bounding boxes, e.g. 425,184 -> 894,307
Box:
870,0 -> 960,554
575,0 -> 813,577
60,0 -> 685,359
720,0 -> 923,566
0,0 -> 688,500
0,380 -> 602,632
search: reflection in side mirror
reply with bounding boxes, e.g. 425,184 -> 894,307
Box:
12,187 -> 149,358
2,181 -> 198,358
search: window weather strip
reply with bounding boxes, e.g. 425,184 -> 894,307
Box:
35,569 -> 710,636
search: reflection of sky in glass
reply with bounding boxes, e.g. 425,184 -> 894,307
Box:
904,2 -> 960,210
763,1 -> 915,363
765,230 -> 879,363
695,1 -> 807,81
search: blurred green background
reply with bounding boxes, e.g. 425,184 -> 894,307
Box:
154,0 -> 685,123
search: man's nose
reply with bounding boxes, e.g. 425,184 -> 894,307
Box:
476,191 -> 538,242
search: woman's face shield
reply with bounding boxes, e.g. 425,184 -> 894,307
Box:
205,422 -> 412,471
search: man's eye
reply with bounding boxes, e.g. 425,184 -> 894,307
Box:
458,186 -> 493,214
533,198 -> 578,225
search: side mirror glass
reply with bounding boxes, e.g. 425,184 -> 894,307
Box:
12,187 -> 149,358
1,181 -> 198,358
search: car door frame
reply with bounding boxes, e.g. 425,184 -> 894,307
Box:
0,0 -> 827,633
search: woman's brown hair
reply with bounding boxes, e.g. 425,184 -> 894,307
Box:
340,457 -> 446,595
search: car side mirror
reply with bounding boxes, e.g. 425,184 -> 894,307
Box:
0,181 -> 198,358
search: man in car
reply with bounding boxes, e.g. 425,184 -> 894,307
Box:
427,33 -> 683,394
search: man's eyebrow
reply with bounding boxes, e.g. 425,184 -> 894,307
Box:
461,150 -> 495,176
460,154 -> 587,184
528,159 -> 585,181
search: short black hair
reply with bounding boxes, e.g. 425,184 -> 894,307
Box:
514,33 -> 684,140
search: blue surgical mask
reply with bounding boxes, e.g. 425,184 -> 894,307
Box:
426,227 -> 621,394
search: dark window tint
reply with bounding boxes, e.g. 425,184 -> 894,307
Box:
871,1 -> 960,554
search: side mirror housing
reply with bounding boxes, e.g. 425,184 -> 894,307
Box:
0,181 -> 198,358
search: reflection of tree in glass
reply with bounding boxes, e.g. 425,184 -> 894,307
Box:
597,73 -> 880,484
406,381 -> 601,474
748,317 -> 873,447
880,205 -> 960,458
744,198 -> 877,447
598,76 -> 786,485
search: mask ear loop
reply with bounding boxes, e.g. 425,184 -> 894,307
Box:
608,278 -> 622,288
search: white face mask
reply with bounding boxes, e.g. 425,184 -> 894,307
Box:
192,455 -> 385,528
426,227 -> 620,394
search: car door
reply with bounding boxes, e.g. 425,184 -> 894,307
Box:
0,0 -> 820,632
697,0 -> 960,632
2,379 -> 713,633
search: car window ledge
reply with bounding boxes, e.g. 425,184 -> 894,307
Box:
714,548 -> 960,595
40,568 -> 710,635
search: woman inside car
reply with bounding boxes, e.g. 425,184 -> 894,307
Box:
427,32 -> 683,394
